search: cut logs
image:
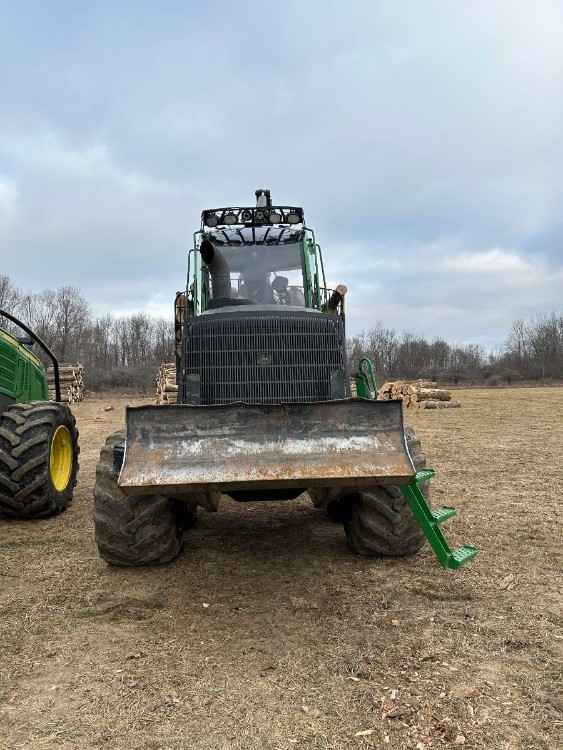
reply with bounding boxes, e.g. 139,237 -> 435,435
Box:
155,362 -> 178,404
420,399 -> 461,409
154,365 -> 459,408
416,388 -> 453,402
47,363 -> 86,404
377,381 -> 418,408
377,380 -> 459,409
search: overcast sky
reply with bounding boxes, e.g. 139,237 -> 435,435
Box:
1,1 -> 562,347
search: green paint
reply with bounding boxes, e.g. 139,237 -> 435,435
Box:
0,329 -> 48,405
401,469 -> 478,570
300,235 -> 315,308
354,357 -> 377,399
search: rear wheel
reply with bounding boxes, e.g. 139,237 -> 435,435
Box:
94,431 -> 183,566
0,401 -> 79,518
343,427 -> 430,557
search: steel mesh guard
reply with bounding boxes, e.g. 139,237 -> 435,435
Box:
183,311 -> 347,405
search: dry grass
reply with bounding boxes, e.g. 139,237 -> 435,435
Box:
0,388 -> 561,749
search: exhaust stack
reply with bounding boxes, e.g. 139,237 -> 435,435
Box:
200,239 -> 231,299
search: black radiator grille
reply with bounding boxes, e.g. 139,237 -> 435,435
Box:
183,311 -> 346,404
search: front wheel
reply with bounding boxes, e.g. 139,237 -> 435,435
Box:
0,401 -> 79,518
94,432 -> 183,566
343,427 -> 430,557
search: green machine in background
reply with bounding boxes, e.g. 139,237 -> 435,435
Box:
0,310 -> 80,518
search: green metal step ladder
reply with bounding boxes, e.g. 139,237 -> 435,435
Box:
401,469 -> 478,570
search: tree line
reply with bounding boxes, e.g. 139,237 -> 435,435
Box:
0,275 -> 174,390
1,274 -> 561,389
348,316 -> 563,384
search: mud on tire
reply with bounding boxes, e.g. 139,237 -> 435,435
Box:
94,431 -> 183,566
343,426 -> 430,557
0,401 -> 79,518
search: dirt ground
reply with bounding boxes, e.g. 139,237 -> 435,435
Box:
0,388 -> 561,750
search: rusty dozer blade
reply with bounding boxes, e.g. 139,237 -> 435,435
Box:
118,400 -> 416,496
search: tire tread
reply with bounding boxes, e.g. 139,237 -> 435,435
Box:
344,426 -> 429,557
93,432 -> 182,567
0,401 -> 79,518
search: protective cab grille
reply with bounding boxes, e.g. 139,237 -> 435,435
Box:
182,311 -> 347,405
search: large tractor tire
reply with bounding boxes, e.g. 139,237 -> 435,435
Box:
343,427 -> 430,557
94,431 -> 183,566
0,401 -> 79,518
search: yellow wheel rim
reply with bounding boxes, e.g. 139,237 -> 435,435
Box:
49,425 -> 73,492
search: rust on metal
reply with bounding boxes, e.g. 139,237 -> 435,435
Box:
118,400 -> 416,496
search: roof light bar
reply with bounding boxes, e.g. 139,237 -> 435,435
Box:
202,206 -> 304,228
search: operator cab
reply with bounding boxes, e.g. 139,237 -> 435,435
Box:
204,225 -> 306,309
189,189 -> 330,315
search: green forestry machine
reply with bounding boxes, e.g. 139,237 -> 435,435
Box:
94,190 -> 476,570
0,310 -> 80,518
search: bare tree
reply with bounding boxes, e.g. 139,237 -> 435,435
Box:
54,286 -> 90,361
0,275 -> 20,314
17,289 -> 58,347
1,272 -> 561,388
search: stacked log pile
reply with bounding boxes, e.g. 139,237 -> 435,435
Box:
377,381 -> 418,408
47,363 -> 86,404
155,362 -> 178,404
377,380 -> 460,409
417,385 -> 461,409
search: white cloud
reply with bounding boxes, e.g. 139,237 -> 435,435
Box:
1,2 -> 562,345
1,130 -> 177,196
104,291 -> 174,320
442,249 -> 533,274
0,178 -> 19,230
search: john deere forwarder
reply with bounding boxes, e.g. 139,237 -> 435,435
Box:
0,310 -> 79,518
94,190 -> 476,570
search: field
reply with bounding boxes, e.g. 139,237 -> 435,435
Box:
0,388 -> 561,749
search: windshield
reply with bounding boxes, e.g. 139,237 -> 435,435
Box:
206,240 -> 306,307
